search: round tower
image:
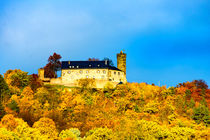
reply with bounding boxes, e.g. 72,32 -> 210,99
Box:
117,51 -> 127,75
38,68 -> 45,80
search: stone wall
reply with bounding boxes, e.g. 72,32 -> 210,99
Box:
38,68 -> 126,88
61,69 -> 109,84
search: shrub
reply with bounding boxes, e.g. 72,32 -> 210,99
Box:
85,127 -> 115,140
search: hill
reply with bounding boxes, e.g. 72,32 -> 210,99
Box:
0,69 -> 209,139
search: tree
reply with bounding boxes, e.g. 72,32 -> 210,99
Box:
85,127 -> 115,140
7,99 -> 19,113
103,57 -> 114,66
59,128 -> 81,139
193,80 -> 208,90
18,87 -> 34,125
0,114 -> 18,131
192,104 -> 210,126
0,128 -> 19,139
33,117 -> 58,138
4,69 -> 31,90
44,53 -> 61,78
0,102 -> 5,119
77,79 -> 96,91
29,74 -> 43,92
0,74 -> 10,103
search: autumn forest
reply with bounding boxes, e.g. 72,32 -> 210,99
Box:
0,68 -> 209,140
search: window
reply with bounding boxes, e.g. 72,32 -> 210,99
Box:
109,79 -> 112,81
72,66 -> 74,68
86,70 -> 89,74
97,70 -> 100,73
80,70 -> 83,74
114,72 -> 116,75
86,75 -> 89,78
68,71 -> 71,74
103,70 -> 106,74
113,78 -> 114,81
102,75 -> 104,79
63,72 -> 65,76
89,65 -> 91,67
93,76 -> 95,79
118,72 -> 120,75
77,66 -> 79,68
98,64 -> 100,67
69,66 -> 71,68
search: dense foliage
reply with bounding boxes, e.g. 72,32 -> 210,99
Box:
44,53 -> 62,78
0,69 -> 209,139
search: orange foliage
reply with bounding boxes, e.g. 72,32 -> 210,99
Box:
0,114 -> 18,131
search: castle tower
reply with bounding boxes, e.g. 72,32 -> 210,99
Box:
117,51 -> 126,75
38,68 -> 45,80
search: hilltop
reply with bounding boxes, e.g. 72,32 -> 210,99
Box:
0,69 -> 209,139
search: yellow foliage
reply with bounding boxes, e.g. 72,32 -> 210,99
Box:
33,117 -> 58,139
0,114 -> 18,131
21,86 -> 34,99
0,80 -> 209,139
77,78 -> 96,89
0,128 -> 19,140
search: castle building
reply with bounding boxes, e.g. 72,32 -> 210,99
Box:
38,51 -> 127,88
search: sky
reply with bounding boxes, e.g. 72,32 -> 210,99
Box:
0,0 -> 210,87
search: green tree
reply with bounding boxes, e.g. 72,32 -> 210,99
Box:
192,104 -> 210,126
4,69 -> 31,90
103,57 -> 114,66
7,100 -> 19,113
11,70 -> 30,89
188,98 -> 195,108
0,74 -> 10,102
0,102 -> 5,119
34,86 -> 61,109
185,89 -> 192,100
0,75 -> 9,119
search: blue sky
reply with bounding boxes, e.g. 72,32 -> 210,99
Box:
0,0 -> 210,87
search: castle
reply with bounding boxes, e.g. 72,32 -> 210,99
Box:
38,51 -> 127,88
